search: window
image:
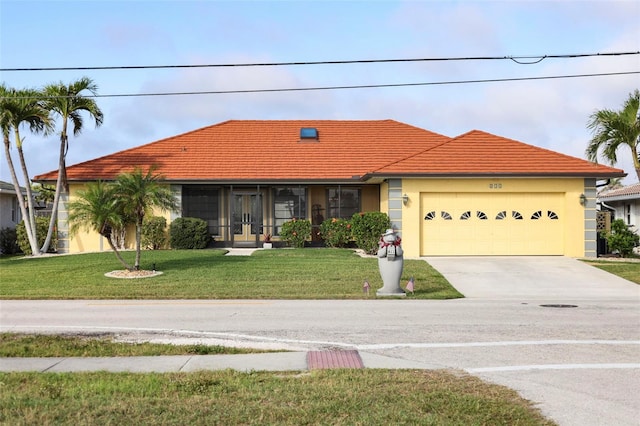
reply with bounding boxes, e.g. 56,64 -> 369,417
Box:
460,211 -> 471,220
512,211 -> 523,220
441,211 -> 452,220
531,210 -> 543,220
626,204 -> 632,225
182,186 -> 220,235
424,211 -> 436,220
327,188 -> 360,219
548,211 -> 559,220
496,211 -> 507,220
274,187 -> 307,235
476,211 -> 488,220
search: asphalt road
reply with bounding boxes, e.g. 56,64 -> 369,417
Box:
1,257 -> 639,426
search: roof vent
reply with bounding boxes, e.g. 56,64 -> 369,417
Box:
300,127 -> 319,141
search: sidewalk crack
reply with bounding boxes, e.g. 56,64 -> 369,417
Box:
42,358 -> 66,372
178,356 -> 193,372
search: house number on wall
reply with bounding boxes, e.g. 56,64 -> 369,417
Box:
489,183 -> 502,189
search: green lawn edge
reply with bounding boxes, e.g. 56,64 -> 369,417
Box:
0,248 -> 463,299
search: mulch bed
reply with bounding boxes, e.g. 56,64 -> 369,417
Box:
104,270 -> 164,279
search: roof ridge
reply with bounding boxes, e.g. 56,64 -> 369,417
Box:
371,137 -> 453,173
460,129 -> 599,163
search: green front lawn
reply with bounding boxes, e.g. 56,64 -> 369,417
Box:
0,369 -> 554,425
0,249 -> 462,299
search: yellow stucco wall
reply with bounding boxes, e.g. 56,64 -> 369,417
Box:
400,178 -> 588,258
67,183 -> 172,254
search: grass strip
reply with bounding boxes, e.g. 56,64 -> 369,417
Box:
0,248 -> 462,299
581,260 -> 640,284
0,369 -> 555,425
0,333 -> 271,357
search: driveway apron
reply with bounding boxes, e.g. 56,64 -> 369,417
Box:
423,256 -> 640,301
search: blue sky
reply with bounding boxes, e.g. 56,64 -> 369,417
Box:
1,0 -> 639,185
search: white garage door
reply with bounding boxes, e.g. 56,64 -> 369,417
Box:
421,192 -> 565,255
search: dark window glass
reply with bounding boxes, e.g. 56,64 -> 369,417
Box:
274,187 -> 307,235
327,188 -> 360,219
182,186 -> 219,235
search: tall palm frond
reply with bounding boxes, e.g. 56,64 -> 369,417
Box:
40,77 -> 104,253
0,85 -> 53,255
586,89 -> 640,181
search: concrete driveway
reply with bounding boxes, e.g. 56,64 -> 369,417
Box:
424,256 -> 640,301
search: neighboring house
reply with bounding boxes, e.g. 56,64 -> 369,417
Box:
34,120 -> 624,258
598,182 -> 640,232
0,180 -> 25,229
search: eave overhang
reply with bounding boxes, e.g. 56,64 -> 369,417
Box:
360,171 -> 628,181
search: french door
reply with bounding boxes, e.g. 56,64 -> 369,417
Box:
232,192 -> 262,246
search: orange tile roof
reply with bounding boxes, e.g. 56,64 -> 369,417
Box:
368,130 -> 625,178
34,120 -> 624,182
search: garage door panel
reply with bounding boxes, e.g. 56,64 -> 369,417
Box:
421,193 -> 564,255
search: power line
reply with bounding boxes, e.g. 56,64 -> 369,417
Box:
2,51 -> 638,72
20,70 -> 637,99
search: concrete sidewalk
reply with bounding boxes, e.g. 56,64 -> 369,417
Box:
0,351 -> 438,373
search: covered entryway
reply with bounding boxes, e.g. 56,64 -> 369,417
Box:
231,192 -> 263,248
421,192 -> 565,255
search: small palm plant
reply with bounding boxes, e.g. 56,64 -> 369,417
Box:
114,166 -> 178,270
68,166 -> 177,271
68,180 -> 133,270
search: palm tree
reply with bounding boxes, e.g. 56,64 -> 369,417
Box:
586,89 -> 640,181
114,166 -> 177,270
41,77 -> 104,253
0,85 -> 52,255
67,180 -> 133,270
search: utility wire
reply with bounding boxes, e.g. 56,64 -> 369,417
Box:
14,70 -> 638,99
2,51 -> 638,72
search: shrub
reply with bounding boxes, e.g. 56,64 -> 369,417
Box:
16,217 -> 57,255
351,212 -> 391,254
280,218 -> 311,248
0,227 -> 20,254
142,216 -> 168,250
169,217 -> 210,249
601,219 -> 639,257
320,218 -> 352,248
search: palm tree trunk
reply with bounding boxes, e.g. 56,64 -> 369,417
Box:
4,136 -> 40,255
134,218 -> 142,270
631,146 -> 640,182
105,236 -> 134,271
14,131 -> 41,255
41,133 -> 66,253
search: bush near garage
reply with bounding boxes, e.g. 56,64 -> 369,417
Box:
351,212 -> 391,255
601,219 -> 639,258
142,216 -> 168,250
319,218 -> 352,248
169,217 -> 210,249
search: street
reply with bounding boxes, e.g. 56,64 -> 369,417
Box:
1,298 -> 639,426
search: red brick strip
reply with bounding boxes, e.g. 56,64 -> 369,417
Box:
306,350 -> 364,370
